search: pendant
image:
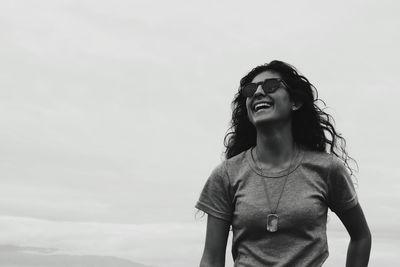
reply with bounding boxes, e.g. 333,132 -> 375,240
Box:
267,214 -> 278,232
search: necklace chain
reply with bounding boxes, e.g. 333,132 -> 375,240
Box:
252,146 -> 297,214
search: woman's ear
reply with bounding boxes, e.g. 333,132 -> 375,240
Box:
291,101 -> 303,111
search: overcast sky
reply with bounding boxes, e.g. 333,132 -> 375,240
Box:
1,0 -> 399,266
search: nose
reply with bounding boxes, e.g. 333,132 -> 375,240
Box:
253,84 -> 266,97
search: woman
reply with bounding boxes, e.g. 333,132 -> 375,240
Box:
195,60 -> 371,266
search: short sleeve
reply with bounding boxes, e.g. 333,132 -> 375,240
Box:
327,156 -> 358,213
195,162 -> 233,222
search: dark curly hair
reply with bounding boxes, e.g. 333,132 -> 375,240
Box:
223,60 -> 358,178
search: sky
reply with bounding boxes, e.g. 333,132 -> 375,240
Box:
0,0 -> 399,266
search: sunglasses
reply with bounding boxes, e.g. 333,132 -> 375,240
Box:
240,78 -> 289,98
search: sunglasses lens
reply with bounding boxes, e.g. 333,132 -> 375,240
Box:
241,84 -> 257,97
262,80 -> 281,93
241,79 -> 283,97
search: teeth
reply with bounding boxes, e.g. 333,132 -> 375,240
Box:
254,103 -> 271,111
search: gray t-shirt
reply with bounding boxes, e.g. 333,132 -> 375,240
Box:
195,147 -> 358,267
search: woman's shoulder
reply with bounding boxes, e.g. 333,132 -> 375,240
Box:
225,148 -> 252,171
299,150 -> 347,186
226,148 -> 249,163
209,148 -> 250,178
301,148 -> 336,169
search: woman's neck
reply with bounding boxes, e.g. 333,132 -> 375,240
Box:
254,122 -> 296,170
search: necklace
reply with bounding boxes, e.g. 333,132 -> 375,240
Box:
251,145 -> 297,233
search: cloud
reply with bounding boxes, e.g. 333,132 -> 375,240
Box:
0,244 -> 150,267
1,215 -> 399,266
0,216 -> 207,267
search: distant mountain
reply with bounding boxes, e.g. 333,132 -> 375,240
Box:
0,245 -> 151,267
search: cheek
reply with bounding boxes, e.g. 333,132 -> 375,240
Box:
275,93 -> 292,110
245,100 -> 251,114
245,101 -> 255,123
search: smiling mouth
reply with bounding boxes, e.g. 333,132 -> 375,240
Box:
254,102 -> 273,112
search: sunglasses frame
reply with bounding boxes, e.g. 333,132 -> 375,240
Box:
240,78 -> 289,98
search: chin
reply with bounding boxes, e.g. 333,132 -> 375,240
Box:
252,115 -> 285,127
252,116 -> 275,125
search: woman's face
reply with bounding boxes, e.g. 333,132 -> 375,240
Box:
245,71 -> 294,127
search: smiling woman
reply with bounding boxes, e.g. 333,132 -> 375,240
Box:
245,73 -> 294,130
195,60 -> 371,266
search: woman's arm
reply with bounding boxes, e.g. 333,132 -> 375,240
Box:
199,214 -> 230,267
336,203 -> 372,267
